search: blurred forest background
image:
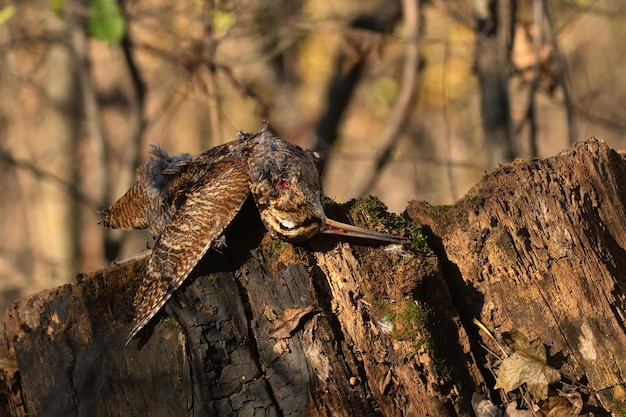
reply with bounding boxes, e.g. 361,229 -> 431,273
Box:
0,0 -> 625,316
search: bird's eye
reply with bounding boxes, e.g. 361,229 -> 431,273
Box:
274,179 -> 290,190
279,219 -> 297,231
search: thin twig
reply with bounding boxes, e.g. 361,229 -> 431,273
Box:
441,39 -> 458,201
132,40 -> 269,122
72,24 -> 108,207
203,1 -> 222,145
99,12 -> 150,262
573,105 -> 626,131
521,0 -> 544,158
331,151 -> 485,171
0,148 -> 98,207
120,29 -> 148,190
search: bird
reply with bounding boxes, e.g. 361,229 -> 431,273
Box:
99,122 -> 405,345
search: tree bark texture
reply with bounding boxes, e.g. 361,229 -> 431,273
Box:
410,137 -> 626,412
1,138 -> 625,416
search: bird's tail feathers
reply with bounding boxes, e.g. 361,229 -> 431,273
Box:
125,290 -> 172,345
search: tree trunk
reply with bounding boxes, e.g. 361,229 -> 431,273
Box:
1,137 -> 625,416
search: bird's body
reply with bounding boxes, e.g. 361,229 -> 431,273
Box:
100,124 -> 403,344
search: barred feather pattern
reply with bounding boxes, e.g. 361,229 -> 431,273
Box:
99,145 -> 193,238
99,124 -> 371,345
98,180 -> 157,231
126,156 -> 251,344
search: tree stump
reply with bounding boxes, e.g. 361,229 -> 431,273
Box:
409,138 -> 626,414
1,138 -> 625,416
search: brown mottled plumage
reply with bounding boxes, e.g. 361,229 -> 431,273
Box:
99,124 -> 404,344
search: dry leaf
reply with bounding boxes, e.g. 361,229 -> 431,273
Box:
269,304 -> 316,339
495,330 -> 560,400
542,391 -> 583,417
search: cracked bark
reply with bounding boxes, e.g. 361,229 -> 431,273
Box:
1,138 -> 626,416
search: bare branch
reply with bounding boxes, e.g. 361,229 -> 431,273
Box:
0,148 -> 98,208
544,0 -> 577,145
202,1 -> 222,145
313,4 -> 402,160
517,0 -> 545,158
120,29 -> 148,182
132,40 -> 269,120
441,40 -> 459,201
358,0 -> 421,196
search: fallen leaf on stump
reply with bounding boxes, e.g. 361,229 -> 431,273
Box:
269,304 -> 316,339
542,390 -> 583,417
494,330 -> 560,400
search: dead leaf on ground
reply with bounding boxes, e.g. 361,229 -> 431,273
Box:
494,330 -> 560,400
542,390 -> 583,417
269,304 -> 316,339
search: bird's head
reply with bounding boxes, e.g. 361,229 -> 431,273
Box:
248,133 -> 326,242
247,130 -> 404,244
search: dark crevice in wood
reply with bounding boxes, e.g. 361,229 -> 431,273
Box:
412,222 -> 492,386
233,262 -> 284,417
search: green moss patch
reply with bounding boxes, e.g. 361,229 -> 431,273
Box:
350,195 -> 429,253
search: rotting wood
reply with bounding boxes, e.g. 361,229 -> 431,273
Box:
0,196 -> 472,417
1,138 -> 626,416
409,137 -> 626,414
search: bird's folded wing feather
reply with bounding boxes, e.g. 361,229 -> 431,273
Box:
127,156 -> 251,343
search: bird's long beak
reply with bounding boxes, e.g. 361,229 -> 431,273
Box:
321,218 -> 407,243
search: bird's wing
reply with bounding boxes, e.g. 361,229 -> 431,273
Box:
99,146 -> 193,235
127,157 -> 251,344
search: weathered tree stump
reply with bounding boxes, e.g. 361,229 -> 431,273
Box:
410,138 -> 626,414
1,138 -> 625,416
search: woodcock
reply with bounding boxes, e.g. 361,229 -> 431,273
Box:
99,123 -> 404,345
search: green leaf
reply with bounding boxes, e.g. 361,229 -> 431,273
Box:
87,0 -> 126,45
212,8 -> 236,32
0,6 -> 15,25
